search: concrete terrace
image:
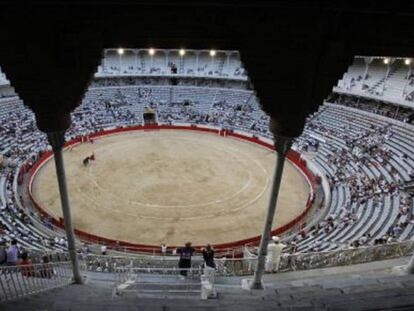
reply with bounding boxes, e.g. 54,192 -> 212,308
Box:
1,257 -> 414,310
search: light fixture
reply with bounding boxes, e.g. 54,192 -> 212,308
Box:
148,48 -> 155,56
179,49 -> 186,56
117,48 -> 124,55
383,58 -> 390,65
210,50 -> 216,57
405,58 -> 412,65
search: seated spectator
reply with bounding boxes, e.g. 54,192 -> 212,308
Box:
18,252 -> 34,277
6,239 -> 18,266
38,255 -> 54,278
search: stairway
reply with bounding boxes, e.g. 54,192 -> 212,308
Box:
179,57 -> 185,75
2,257 -> 414,310
140,57 -> 146,73
116,274 -> 201,299
369,63 -> 401,95
217,57 -> 225,75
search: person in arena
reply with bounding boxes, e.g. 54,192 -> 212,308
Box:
82,152 -> 96,166
82,156 -> 90,166
176,242 -> 195,277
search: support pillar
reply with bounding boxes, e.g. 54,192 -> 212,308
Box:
196,52 -> 199,74
361,57 -> 373,90
407,253 -> 414,274
250,136 -> 292,289
47,131 -> 83,284
134,50 -> 138,71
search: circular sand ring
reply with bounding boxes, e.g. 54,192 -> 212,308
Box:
29,125 -> 314,249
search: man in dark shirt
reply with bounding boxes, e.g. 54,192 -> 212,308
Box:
202,244 -> 215,269
177,242 -> 195,276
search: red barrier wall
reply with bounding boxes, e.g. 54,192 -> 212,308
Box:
26,124 -> 316,253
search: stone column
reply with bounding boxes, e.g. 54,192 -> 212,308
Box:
250,135 -> 292,289
406,252 -> 414,274
47,131 -> 83,284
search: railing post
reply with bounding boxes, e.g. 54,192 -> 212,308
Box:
47,131 -> 83,284
250,136 -> 292,289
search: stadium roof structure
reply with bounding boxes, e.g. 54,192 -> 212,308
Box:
1,1 -> 414,137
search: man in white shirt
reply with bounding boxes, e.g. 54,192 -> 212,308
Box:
161,243 -> 167,256
265,236 -> 286,273
101,244 -> 107,255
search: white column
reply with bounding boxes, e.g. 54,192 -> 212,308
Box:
134,50 -> 138,72
383,63 -> 391,94
103,50 -> 107,73
196,52 -> 199,75
361,57 -> 373,90
407,253 -> 414,274
402,65 -> 412,97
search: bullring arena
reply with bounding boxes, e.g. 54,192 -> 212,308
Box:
31,127 -> 310,246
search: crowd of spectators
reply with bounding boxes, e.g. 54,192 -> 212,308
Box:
2,74 -> 414,261
90,76 -> 248,90
329,93 -> 414,125
291,98 -> 414,252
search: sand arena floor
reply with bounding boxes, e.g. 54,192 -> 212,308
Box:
32,130 -> 309,246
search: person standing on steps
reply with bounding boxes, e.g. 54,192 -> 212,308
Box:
202,244 -> 215,269
177,242 -> 195,277
265,236 -> 286,273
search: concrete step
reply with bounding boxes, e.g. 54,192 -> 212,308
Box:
2,258 -> 414,310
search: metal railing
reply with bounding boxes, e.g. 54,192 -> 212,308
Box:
2,241 -> 410,302
115,267 -> 203,296
116,267 -> 203,283
0,261 -> 77,302
86,241 -> 414,276
278,240 -> 414,272
85,253 -> 256,276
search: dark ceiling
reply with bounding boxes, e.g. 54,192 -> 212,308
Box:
0,1 -> 414,137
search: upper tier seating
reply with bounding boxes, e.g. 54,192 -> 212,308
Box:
0,67 -> 10,86
335,57 -> 414,108
96,49 -> 247,80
